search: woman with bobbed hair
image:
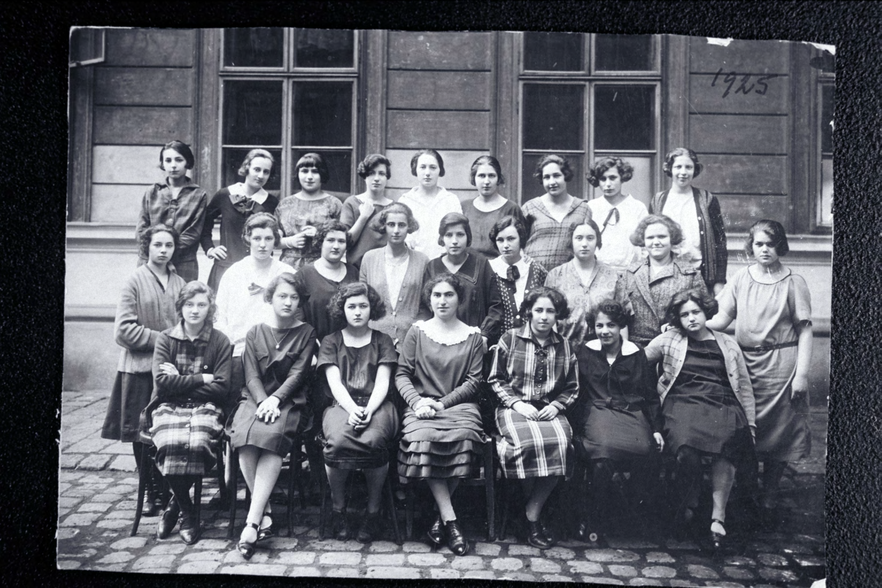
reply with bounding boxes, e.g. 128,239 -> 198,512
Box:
487,215 -> 548,333
522,154 -> 593,271
359,202 -> 430,347
650,148 -> 728,294
624,214 -> 707,347
227,273 -> 317,559
645,288 -> 755,551
461,155 -> 526,259
146,281 -> 232,545
420,212 -> 504,346
706,219 -> 812,512
585,156 -> 648,272
489,286 -> 579,549
397,273 -> 486,556
340,154 -> 394,268
276,152 -> 343,271
102,224 -> 187,517
201,149 -> 279,292
398,148 -> 463,258
573,299 -> 662,544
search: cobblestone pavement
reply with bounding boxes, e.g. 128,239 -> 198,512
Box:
58,390 -> 826,585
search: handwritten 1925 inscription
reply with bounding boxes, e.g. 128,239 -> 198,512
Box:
711,68 -> 780,98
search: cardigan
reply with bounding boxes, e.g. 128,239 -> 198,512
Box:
644,329 -> 755,433
136,180 -> 209,264
115,265 -> 187,374
359,247 -> 430,345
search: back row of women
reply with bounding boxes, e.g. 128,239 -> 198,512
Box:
103,141 -> 812,559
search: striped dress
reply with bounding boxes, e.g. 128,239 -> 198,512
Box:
488,325 -> 579,478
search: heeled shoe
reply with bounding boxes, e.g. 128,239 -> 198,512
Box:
356,511 -> 382,543
156,497 -> 180,540
538,518 -> 556,546
178,512 -> 200,545
426,514 -> 444,545
445,520 -> 469,556
237,522 -> 258,560
710,519 -> 726,551
256,512 -> 274,542
526,520 -> 553,550
329,509 -> 350,541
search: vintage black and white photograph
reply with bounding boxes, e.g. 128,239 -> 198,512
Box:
60,27 -> 832,585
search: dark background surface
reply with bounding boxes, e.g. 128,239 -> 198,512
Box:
2,1 -> 879,586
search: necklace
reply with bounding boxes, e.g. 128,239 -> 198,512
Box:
271,326 -> 292,350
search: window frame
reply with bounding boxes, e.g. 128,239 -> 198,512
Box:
816,76 -> 834,230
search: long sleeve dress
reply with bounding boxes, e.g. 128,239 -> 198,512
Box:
292,263 -> 360,341
522,197 -> 593,271
488,326 -> 579,479
200,184 -> 279,292
396,322 -> 485,480
146,323 -> 232,476
359,247 -> 430,346
101,265 -> 187,443
275,194 -> 343,270
226,322 -> 318,457
488,255 -> 548,334
461,198 -> 526,260
716,266 -> 812,462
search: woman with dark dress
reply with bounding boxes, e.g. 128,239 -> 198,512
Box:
644,289 -> 755,551
488,287 -> 579,549
397,274 -> 486,556
574,300 -> 662,544
147,281 -> 232,545
318,283 -> 399,542
461,155 -> 526,259
102,224 -> 187,517
227,273 -> 317,560
201,149 -> 279,292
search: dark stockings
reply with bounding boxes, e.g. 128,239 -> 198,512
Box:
166,475 -> 198,517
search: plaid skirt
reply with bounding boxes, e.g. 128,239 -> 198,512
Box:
150,402 -> 224,476
496,407 -> 573,479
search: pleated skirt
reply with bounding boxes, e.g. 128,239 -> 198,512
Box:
398,402 -> 483,480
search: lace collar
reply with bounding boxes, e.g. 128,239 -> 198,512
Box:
414,320 -> 480,346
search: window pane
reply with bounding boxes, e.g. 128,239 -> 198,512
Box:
594,86 -> 654,150
521,153 -> 583,203
223,80 -> 283,145
292,82 -> 352,147
290,150 -> 352,196
222,148 -> 283,195
819,156 -> 833,226
294,29 -> 354,68
523,84 -> 584,150
590,154 -> 652,207
595,35 -> 653,71
523,32 -> 583,71
821,85 -> 834,154
224,28 -> 284,68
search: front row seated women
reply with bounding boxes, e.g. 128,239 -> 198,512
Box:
147,281 -> 231,545
226,274 -> 317,559
644,288 -> 755,551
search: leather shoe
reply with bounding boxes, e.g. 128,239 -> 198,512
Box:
526,520 -> 553,550
179,513 -> 200,545
427,514 -> 444,545
156,498 -> 180,540
329,509 -> 350,541
445,519 -> 469,556
356,511 -> 382,543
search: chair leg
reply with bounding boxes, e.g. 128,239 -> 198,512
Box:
319,472 -> 329,540
217,441 -> 227,505
405,484 -> 414,540
498,476 -> 509,541
484,440 -> 496,541
227,448 -> 238,540
384,473 -> 403,545
194,477 -> 202,529
131,447 -> 152,536
287,438 -> 304,537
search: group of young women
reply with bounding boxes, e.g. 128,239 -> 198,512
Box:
102,141 -> 813,559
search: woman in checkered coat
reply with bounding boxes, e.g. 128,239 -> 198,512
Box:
145,281 -> 232,545
488,286 -> 579,550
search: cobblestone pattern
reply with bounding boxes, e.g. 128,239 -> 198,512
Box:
58,391 -> 827,585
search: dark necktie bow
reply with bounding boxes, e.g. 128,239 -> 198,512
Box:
507,265 -> 520,282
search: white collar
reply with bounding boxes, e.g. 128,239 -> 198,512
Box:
229,182 -> 269,205
585,338 -> 640,356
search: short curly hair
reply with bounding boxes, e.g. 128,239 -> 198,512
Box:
370,201 -> 420,235
437,212 -> 472,247
469,155 -> 506,187
326,282 -> 387,331
421,273 -> 466,310
176,281 -> 217,324
489,215 -> 528,251
242,212 -> 282,249
237,149 -> 275,178
586,156 -> 634,187
139,223 -> 179,260
520,286 -> 571,323
629,214 -> 684,247
665,288 -> 719,329
263,272 -> 305,304
410,149 -> 446,177
295,152 -> 331,184
315,220 -> 352,254
587,299 -> 632,330
566,219 -> 603,253
533,154 -> 575,183
662,147 -> 703,179
357,154 -> 392,180
745,219 -> 790,258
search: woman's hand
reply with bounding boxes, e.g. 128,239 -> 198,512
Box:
288,233 -> 308,249
536,404 -> 560,421
208,245 -> 228,261
513,401 -> 540,420
159,362 -> 180,376
791,374 -> 809,402
256,396 -> 281,423
353,409 -> 373,431
653,432 -> 665,453
358,199 -> 375,219
348,407 -> 367,428
415,406 -> 436,419
201,373 -> 215,385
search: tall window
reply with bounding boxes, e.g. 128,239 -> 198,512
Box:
520,33 -> 660,204
817,56 -> 834,228
220,28 -> 358,198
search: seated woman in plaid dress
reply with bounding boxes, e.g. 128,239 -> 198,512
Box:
488,286 -> 579,549
147,281 -> 232,545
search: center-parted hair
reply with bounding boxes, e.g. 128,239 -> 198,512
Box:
566,219 -> 603,252
327,282 -> 387,331
139,223 -> 179,260
469,155 -> 506,187
664,288 -> 719,330
242,212 -> 282,249
519,286 -> 570,323
587,299 -> 632,330
410,149 -> 446,177
371,201 -> 420,235
662,147 -> 703,178
175,281 -> 217,324
629,214 -> 684,247
295,152 -> 331,184
437,212 -> 472,247
421,273 -> 466,309
489,215 -> 528,251
586,156 -> 634,187
744,219 -> 790,257
533,154 -> 575,183
263,272 -> 306,304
